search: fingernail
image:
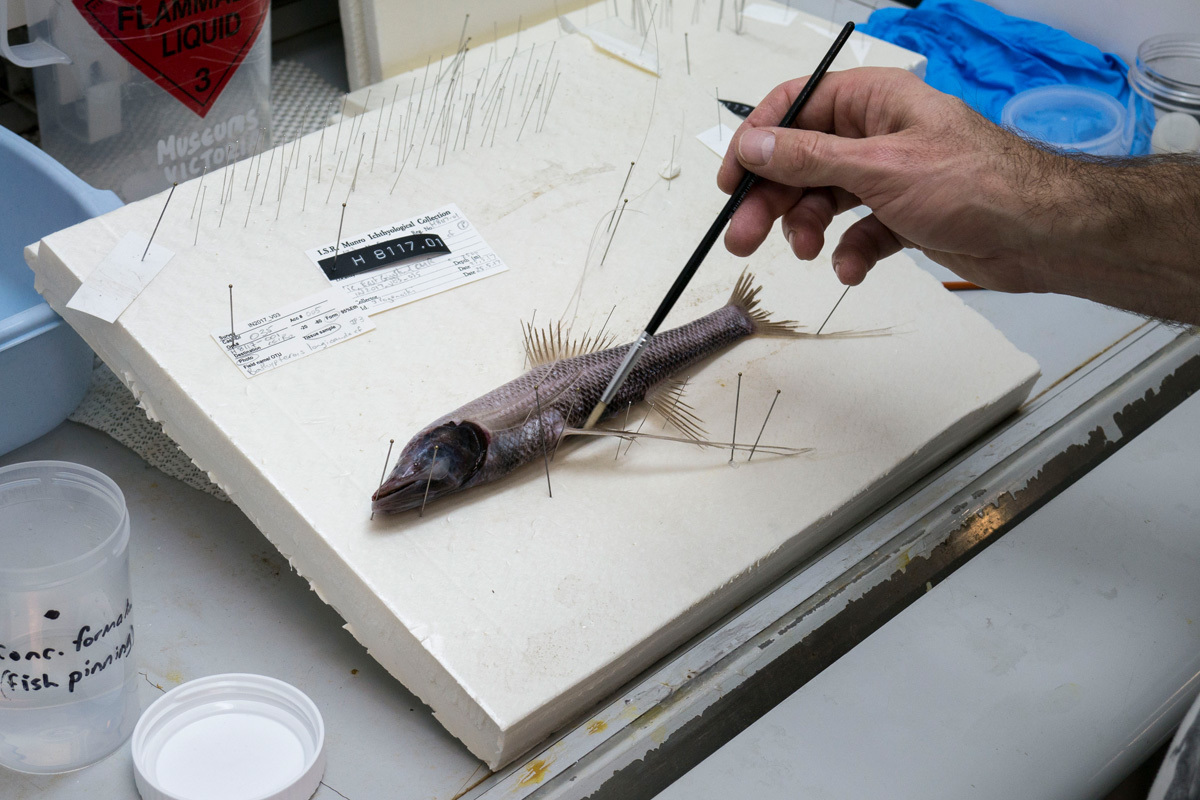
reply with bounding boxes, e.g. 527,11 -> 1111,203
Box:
739,129 -> 774,166
832,257 -> 844,282
786,229 -> 795,250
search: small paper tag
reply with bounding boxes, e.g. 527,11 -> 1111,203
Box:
743,3 -> 800,25
66,232 -> 174,323
212,286 -> 374,378
696,124 -> 738,158
306,203 -> 508,316
559,16 -> 659,75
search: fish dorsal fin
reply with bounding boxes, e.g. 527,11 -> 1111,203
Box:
644,378 -> 707,442
522,319 -> 617,368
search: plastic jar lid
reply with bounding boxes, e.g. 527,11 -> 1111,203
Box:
1151,111 -> 1200,154
132,674 -> 326,800
1001,85 -> 1128,156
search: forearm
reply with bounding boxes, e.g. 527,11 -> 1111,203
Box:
1027,153 -> 1200,324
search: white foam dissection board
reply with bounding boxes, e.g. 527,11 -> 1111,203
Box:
27,13 -> 1029,768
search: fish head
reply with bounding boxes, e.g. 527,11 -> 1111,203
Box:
372,421 -> 489,514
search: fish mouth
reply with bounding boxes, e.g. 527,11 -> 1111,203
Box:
371,421 -> 489,516
372,474 -> 440,514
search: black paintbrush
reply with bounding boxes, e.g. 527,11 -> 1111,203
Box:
584,20 -> 857,429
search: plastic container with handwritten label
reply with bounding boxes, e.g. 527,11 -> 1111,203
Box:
0,461 -> 138,774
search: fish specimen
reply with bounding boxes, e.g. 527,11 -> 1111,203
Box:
372,272 -> 840,514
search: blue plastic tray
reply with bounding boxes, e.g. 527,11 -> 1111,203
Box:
0,125 -> 122,456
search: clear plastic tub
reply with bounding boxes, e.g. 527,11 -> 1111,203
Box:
1001,84 -> 1130,155
0,462 -> 138,774
1129,34 -> 1200,155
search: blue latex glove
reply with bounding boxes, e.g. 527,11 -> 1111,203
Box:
861,0 -> 1143,142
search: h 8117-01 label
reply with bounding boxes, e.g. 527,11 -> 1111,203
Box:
316,233 -> 450,280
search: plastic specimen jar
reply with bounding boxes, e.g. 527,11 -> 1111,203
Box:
0,461 -> 138,774
1128,34 -> 1200,155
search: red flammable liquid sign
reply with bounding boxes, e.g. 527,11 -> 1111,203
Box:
73,0 -> 268,117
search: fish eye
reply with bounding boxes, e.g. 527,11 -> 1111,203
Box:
422,421 -> 488,485
429,458 -> 452,481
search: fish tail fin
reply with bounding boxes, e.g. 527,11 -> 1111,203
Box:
729,270 -> 895,339
728,270 -> 804,337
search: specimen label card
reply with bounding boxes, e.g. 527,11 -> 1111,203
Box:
211,286 -> 375,378
305,203 -> 508,315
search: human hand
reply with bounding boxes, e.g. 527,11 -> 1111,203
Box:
719,67 -> 1066,292
719,67 -> 1200,324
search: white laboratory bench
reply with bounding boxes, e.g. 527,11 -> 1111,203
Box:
6,1 -> 1200,794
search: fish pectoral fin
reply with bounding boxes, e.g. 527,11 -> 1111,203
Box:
522,318 -> 618,368
562,427 -> 811,457
644,378 -> 707,443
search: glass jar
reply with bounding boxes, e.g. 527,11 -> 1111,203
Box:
1128,34 -> 1200,155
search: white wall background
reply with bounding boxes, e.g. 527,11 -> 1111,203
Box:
959,0 -> 1198,64
780,0 -> 1198,65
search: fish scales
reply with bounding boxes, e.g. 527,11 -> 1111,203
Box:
372,274 -> 797,514
448,304 -> 753,436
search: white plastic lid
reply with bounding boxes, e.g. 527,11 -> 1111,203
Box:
132,674 -> 326,800
1001,84 -> 1129,155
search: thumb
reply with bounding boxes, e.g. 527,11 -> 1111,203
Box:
735,126 -> 876,195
